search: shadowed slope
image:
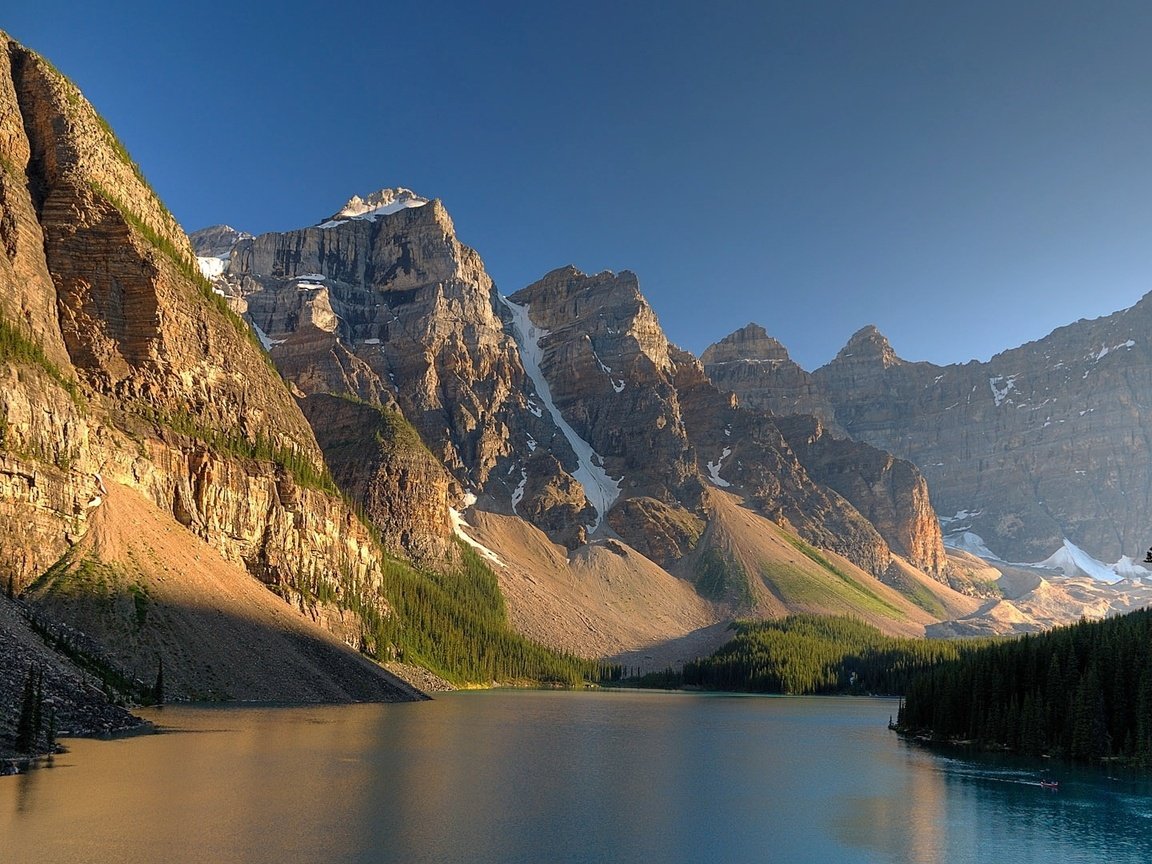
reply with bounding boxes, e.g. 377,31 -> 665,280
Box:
27,483 -> 423,702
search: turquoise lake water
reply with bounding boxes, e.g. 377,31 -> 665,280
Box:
3,690 -> 1150,863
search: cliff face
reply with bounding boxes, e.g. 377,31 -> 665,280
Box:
0,33 -> 416,702
198,195 -> 590,553
506,267 -> 896,578
773,415 -> 947,578
707,302 -> 1152,567
701,323 -> 840,429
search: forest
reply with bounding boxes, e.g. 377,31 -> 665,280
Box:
629,615 -> 977,695
894,608 -> 1152,764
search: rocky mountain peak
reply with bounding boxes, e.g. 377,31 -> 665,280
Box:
188,225 -> 253,258
832,325 -> 901,368
701,323 -> 793,366
320,187 -> 429,226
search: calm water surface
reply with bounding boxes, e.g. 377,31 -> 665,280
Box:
3,690 -> 1150,863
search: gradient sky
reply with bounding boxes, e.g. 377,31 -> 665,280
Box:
7,1 -> 1152,369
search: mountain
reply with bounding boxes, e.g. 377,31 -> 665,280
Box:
196,199 -> 976,656
707,308 -> 1152,570
0,32 -> 422,723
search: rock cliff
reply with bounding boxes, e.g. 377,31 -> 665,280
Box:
707,298 -> 1152,568
0,32 -> 418,704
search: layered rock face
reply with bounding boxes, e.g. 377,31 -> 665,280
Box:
505,267 -> 897,577
707,302 -> 1152,565
773,415 -> 947,578
702,323 -> 840,428
0,33 -> 414,700
200,193 -> 590,551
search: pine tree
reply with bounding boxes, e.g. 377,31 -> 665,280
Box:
153,657 -> 164,705
14,667 -> 39,753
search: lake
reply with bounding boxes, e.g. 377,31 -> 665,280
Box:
3,690 -> 1150,863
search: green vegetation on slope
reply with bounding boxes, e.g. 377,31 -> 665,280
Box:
131,403 -> 338,495
633,615 -> 977,695
0,313 -> 83,407
353,544 -> 602,687
896,608 -> 1152,765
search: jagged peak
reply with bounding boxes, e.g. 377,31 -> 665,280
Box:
832,324 -> 902,367
317,187 -> 429,228
701,323 -> 793,366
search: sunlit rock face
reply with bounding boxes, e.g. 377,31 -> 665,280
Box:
707,299 -> 1152,566
198,191 -> 593,550
702,323 -> 841,430
0,32 -> 416,700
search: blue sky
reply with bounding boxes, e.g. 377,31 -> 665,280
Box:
7,1 -> 1152,369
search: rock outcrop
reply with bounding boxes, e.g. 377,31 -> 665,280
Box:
701,323 -> 839,427
706,299 -> 1152,567
773,415 -> 947,578
0,32 -> 419,702
200,191 -> 589,553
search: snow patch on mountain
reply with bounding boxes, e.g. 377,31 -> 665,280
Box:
499,296 -> 622,531
988,374 -> 1018,407
943,530 -> 1002,560
197,255 -> 229,280
318,188 -> 428,229
449,494 -> 505,566
511,469 -> 528,515
706,447 -> 733,488
1034,539 -> 1146,584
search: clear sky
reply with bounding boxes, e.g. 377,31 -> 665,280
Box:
7,1 -> 1152,369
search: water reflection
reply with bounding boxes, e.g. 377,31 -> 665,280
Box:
3,693 -> 1151,864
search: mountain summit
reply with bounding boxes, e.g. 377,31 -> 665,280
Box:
319,187 -> 429,227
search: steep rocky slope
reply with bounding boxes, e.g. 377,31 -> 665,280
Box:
707,303 -> 1152,569
202,206 -> 974,641
0,33 -> 419,710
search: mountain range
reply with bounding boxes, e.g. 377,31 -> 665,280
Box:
4,30 -> 1152,754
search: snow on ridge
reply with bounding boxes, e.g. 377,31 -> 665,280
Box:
499,295 -> 622,532
318,188 -> 429,229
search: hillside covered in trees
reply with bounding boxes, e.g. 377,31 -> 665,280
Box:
894,608 -> 1152,764
631,615 -> 976,695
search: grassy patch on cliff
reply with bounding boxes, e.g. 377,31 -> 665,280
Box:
134,404 -> 338,495
693,547 -> 752,604
778,534 -> 906,617
0,314 -> 83,408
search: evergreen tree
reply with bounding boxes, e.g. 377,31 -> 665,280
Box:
153,657 -> 164,705
14,667 -> 40,753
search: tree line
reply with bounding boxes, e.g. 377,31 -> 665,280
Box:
895,608 -> 1152,764
630,615 -> 976,695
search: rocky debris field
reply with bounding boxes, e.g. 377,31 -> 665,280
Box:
0,593 -> 143,766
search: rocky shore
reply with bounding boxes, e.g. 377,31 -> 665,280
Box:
0,593 -> 145,769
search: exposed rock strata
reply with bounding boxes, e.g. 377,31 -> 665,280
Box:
708,305 -> 1152,565
0,33 -> 419,700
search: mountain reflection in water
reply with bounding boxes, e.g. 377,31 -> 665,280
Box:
4,691 -> 1151,864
